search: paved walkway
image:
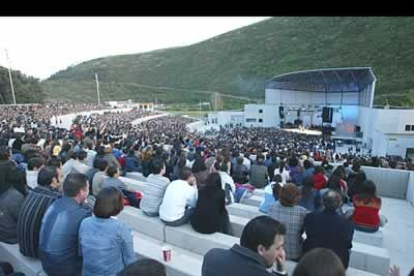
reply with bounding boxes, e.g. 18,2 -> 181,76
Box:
381,197 -> 414,276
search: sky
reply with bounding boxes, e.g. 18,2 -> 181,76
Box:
0,17 -> 270,80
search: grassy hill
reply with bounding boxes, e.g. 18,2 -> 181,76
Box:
43,17 -> 414,108
0,66 -> 44,104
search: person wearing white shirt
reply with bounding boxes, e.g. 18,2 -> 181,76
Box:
26,157 -> 45,189
274,161 -> 290,185
159,167 -> 198,226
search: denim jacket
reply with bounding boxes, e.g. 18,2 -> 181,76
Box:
79,216 -> 136,276
39,196 -> 92,276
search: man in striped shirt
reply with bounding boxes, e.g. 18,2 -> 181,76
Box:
17,165 -> 62,258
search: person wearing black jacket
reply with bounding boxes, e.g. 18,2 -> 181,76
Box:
202,216 -> 288,276
190,172 -> 231,234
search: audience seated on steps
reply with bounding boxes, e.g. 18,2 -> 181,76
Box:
274,161 -> 290,185
159,167 -> 198,226
61,150 -> 90,180
124,148 -> 141,173
303,189 -> 354,269
192,156 -> 209,190
292,248 -> 346,276
232,156 -> 249,184
312,165 -> 327,191
26,156 -> 45,189
79,187 -> 136,276
39,173 -> 92,276
352,180 -> 388,233
117,259 -> 167,276
103,164 -> 141,208
190,172 -> 232,235
85,158 -> 99,192
268,183 -> 307,261
0,165 -> 26,245
140,158 -> 171,217
17,166 -> 62,258
92,159 -> 108,196
249,154 -> 268,189
202,216 -> 288,276
297,176 -> 322,212
259,175 -> 282,214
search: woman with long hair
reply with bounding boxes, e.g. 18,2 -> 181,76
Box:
352,180 -> 387,232
190,172 -> 232,234
274,160 -> 290,184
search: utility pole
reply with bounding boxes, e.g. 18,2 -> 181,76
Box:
95,73 -> 101,106
5,49 -> 16,105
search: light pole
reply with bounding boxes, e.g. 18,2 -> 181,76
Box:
4,49 -> 16,105
95,73 -> 101,106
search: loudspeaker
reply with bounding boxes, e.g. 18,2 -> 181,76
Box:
322,107 -> 333,123
279,106 -> 284,119
297,109 -> 301,118
355,125 -> 361,132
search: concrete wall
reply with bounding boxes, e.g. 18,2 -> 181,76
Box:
407,172 -> 414,206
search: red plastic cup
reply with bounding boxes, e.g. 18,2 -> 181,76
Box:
162,246 -> 172,262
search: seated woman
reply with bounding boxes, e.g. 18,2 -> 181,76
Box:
79,187 -> 136,276
352,180 -> 387,233
259,174 -> 282,214
312,165 -> 327,191
268,183 -> 307,261
192,156 -> 209,190
190,172 -> 232,235
298,176 -> 322,212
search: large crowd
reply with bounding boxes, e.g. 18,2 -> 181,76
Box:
0,103 -> 413,276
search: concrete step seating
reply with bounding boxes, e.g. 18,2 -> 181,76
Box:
0,242 -> 47,276
119,206 -> 388,276
236,194 -> 384,247
125,172 -> 147,183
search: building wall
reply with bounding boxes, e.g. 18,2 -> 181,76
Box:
244,104 -> 279,127
358,107 -> 414,156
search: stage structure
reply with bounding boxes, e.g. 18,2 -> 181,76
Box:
207,67 -> 414,157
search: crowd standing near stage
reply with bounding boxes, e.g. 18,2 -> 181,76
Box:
0,102 -> 413,276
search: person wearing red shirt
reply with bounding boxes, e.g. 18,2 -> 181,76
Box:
352,180 -> 387,232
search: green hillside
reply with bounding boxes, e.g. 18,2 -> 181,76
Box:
44,17 -> 414,107
0,66 -> 44,104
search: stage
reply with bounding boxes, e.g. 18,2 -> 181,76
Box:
281,127 -> 322,136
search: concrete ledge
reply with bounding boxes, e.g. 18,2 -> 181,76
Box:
117,206 -> 165,241
351,243 -> 390,276
119,176 -> 147,193
253,188 -> 265,197
164,224 -> 239,256
0,242 -> 46,276
229,215 -> 249,238
240,195 -> 262,207
354,229 -> 383,247
227,203 -> 263,219
132,231 -> 202,276
125,172 -> 147,182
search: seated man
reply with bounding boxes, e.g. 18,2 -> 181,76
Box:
159,167 -> 198,226
26,156 -> 45,189
17,166 -> 62,258
303,189 -> 354,269
39,173 -> 92,276
202,216 -> 287,276
92,159 -> 108,196
140,158 -> 171,217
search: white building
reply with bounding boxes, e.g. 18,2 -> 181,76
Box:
209,67 -> 414,157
